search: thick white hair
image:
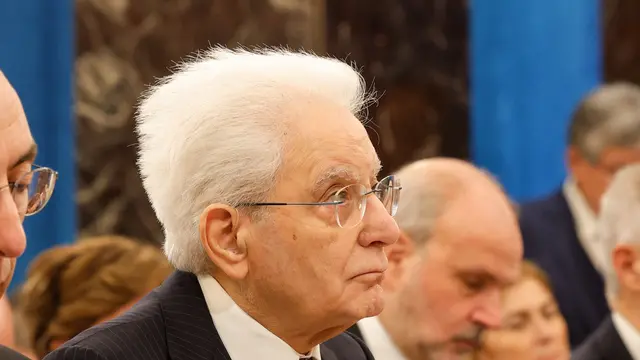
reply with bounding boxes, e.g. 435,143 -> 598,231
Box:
597,163 -> 640,298
136,47 -> 373,274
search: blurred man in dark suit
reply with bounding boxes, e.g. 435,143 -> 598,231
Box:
0,71 -> 58,360
573,164 -> 640,360
348,158 -> 523,360
45,47 -> 401,360
519,83 -> 640,348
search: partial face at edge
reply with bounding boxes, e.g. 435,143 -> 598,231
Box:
395,185 -> 523,358
568,146 -> 640,213
243,98 -> 400,328
478,278 -> 570,360
0,73 -> 35,298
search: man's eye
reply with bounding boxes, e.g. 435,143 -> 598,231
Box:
462,276 -> 487,292
10,182 -> 29,193
330,190 -> 349,203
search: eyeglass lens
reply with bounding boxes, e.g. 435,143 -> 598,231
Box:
332,175 -> 401,228
13,168 -> 57,216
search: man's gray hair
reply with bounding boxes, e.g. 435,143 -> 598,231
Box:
597,163 -> 640,297
569,82 -> 640,163
135,47 -> 373,274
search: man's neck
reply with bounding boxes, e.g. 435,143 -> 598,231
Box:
214,273 -> 340,354
613,296 -> 640,331
379,302 -> 419,360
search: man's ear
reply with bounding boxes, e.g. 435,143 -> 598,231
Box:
612,244 -> 640,293
383,231 -> 416,292
199,204 -> 248,280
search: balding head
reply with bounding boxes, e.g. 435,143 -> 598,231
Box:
394,158 -> 511,245
379,158 -> 523,358
0,70 -> 36,299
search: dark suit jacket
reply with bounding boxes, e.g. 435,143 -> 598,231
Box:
572,316 -> 633,360
347,324 -> 363,339
43,271 -> 374,360
0,345 -> 30,360
519,190 -> 609,348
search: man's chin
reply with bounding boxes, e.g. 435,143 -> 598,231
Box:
0,257 -> 16,299
357,283 -> 385,318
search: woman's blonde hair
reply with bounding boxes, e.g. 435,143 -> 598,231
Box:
17,235 -> 173,358
519,260 -> 553,293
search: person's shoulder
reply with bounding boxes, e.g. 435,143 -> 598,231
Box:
44,292 -> 168,360
519,189 -> 566,219
323,331 -> 374,360
0,345 -> 30,360
572,338 -> 600,360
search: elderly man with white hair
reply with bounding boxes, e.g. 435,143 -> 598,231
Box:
573,164 -> 640,360
44,47 -> 401,360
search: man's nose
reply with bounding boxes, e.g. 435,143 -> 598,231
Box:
358,195 -> 400,247
471,290 -> 502,329
0,192 -> 26,258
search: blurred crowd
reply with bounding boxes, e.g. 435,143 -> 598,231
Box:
1,46 -> 639,360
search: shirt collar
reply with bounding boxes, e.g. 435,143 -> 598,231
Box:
197,274 -> 322,360
612,312 -> 640,360
358,316 -> 407,360
563,177 -> 604,271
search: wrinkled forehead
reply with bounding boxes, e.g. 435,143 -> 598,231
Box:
280,100 -> 381,189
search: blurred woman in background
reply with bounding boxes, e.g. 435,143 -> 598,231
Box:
473,260 -> 571,360
15,235 -> 172,359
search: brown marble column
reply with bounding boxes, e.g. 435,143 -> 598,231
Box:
603,0 -> 640,84
75,0 -> 326,243
325,0 -> 469,175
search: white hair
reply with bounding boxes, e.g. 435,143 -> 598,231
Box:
136,47 -> 373,274
597,163 -> 640,298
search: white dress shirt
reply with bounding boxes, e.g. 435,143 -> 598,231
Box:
612,312 -> 640,360
358,316 -> 407,360
198,274 -> 322,360
563,178 -> 605,272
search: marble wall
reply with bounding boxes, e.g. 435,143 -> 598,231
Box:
76,0 -> 326,243
326,0 -> 469,174
76,0 -> 469,241
603,0 -> 640,84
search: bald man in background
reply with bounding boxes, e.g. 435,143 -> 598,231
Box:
348,158 -> 523,360
0,71 -> 57,359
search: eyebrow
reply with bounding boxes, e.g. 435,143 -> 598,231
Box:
313,166 -> 360,193
312,159 -> 383,194
11,143 -> 38,169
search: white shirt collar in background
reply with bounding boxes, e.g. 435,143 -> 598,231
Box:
612,312 -> 640,360
563,177 -> 605,272
358,316 -> 407,360
198,274 -> 322,360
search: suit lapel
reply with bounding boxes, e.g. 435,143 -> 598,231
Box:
320,343 -> 339,360
158,271 -> 233,360
346,324 -> 363,340
592,317 -> 634,360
